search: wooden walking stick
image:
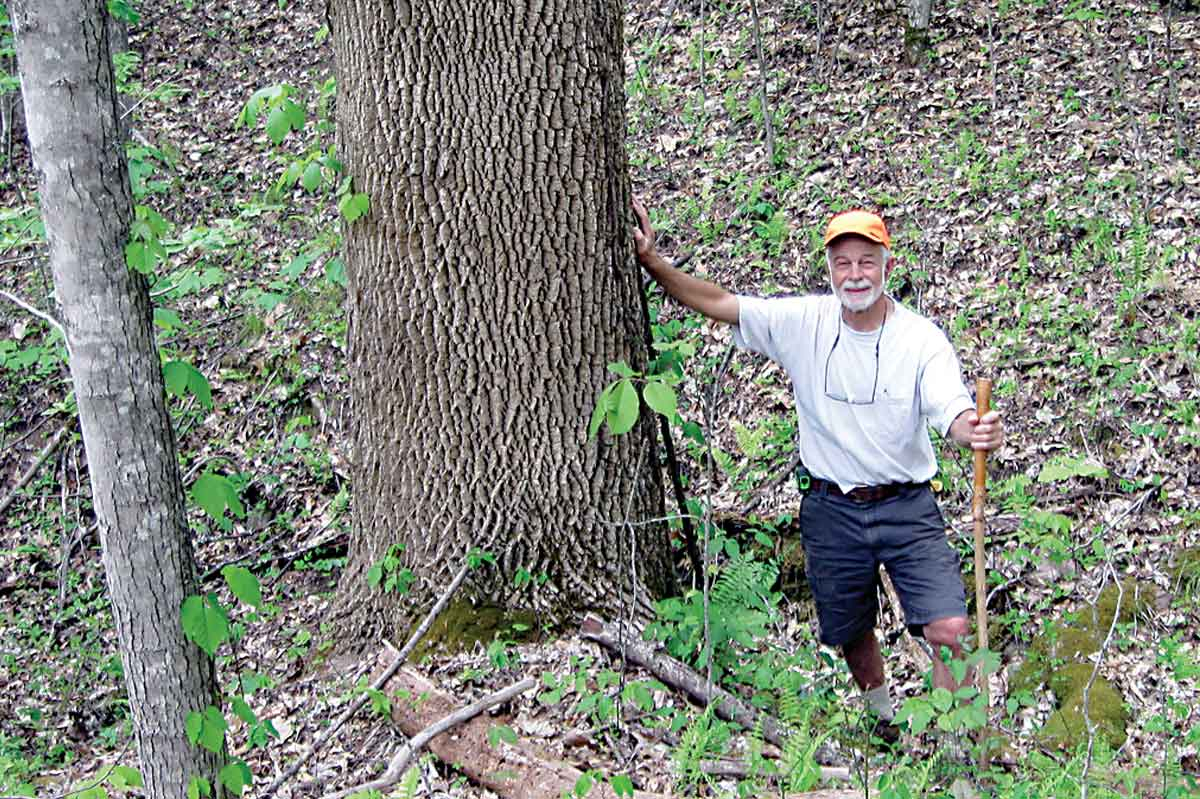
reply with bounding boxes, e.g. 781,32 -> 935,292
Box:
972,378 -> 992,701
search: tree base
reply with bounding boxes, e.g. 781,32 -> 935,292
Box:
904,26 -> 931,67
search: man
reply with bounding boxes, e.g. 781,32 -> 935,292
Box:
632,199 -> 1003,740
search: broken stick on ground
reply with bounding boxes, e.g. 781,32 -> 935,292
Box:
579,615 -> 845,769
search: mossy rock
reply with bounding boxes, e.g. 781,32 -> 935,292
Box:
1048,662 -> 1100,700
408,599 -> 539,661
1009,578 -> 1156,696
1038,675 -> 1128,750
1089,578 -> 1155,630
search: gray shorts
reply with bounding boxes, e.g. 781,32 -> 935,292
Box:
799,483 -> 967,648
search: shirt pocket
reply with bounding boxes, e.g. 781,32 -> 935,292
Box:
861,393 -> 919,453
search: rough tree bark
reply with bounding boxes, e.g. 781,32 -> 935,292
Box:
11,2 -> 221,796
330,0 -> 674,640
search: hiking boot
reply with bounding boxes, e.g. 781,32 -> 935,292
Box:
868,716 -> 903,749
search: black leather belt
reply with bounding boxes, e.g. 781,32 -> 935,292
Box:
809,478 -> 928,503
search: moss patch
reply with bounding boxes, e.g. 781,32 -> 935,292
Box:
1038,676 -> 1128,750
1008,578 -> 1156,749
408,599 -> 539,661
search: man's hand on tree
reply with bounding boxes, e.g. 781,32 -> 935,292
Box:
631,197 -> 663,268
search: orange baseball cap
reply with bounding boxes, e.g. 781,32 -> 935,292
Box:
823,210 -> 891,249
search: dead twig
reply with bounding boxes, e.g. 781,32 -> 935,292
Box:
740,450 -> 802,515
261,556 -> 474,799
0,420 -> 73,520
326,677 -> 537,799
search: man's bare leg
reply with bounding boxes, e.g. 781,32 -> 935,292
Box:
843,629 -> 885,690
924,616 -> 971,690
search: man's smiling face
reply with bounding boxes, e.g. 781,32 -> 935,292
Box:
828,234 -> 887,313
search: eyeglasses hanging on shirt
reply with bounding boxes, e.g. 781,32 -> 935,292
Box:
823,305 -> 887,405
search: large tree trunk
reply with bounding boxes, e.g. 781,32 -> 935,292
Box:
11,2 -> 221,797
330,0 -> 674,641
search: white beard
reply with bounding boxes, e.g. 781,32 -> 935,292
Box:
833,278 -> 884,313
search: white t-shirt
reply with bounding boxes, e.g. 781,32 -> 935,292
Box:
732,294 -> 973,492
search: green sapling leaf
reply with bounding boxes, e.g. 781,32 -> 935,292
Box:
642,380 -> 677,418
607,361 -> 636,378
181,594 -> 230,656
108,766 -> 143,790
222,565 -> 262,608
218,761 -> 251,795
301,161 -> 323,192
186,777 -> 211,799
607,379 -> 639,435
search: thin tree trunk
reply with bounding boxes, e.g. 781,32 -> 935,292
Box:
329,0 -> 674,642
11,2 -> 221,797
905,0 -> 934,65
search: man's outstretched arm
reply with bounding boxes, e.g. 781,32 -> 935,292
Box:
633,197 -> 740,325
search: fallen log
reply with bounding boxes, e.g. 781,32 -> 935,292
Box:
579,615 -> 843,767
375,662 -> 673,799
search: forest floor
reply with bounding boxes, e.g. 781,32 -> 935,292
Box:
1,0 -> 1199,797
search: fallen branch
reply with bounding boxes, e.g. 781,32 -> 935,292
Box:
0,289 -> 66,340
327,677 -> 537,799
740,450 -> 802,515
0,420 -> 73,520
374,665 -> 672,799
261,557 -> 473,799
579,615 -> 843,766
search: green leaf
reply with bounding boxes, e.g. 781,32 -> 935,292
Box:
239,86 -> 274,128
186,778 -> 210,799
607,379 -> 639,435
587,385 -> 611,440
607,361 -> 636,378
1037,455 -> 1109,483
153,308 -> 183,330
185,705 -> 228,754
642,380 -> 677,418
125,241 -> 156,274
324,257 -> 347,287
180,594 -> 230,656
222,566 -> 262,608
163,360 -> 190,397
930,687 -> 954,714
218,761 -> 251,796
107,0 -> 140,23
281,98 -> 306,131
191,472 -> 245,525
366,562 -> 383,589
265,105 -> 291,145
300,162 -> 323,192
232,696 -> 258,725
574,772 -> 594,797
185,710 -> 203,746
948,658 -> 968,685
162,360 -> 212,409
108,766 -> 143,790
610,775 -> 634,797
487,724 -> 518,747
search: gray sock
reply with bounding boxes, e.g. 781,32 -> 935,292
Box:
864,685 -> 895,721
